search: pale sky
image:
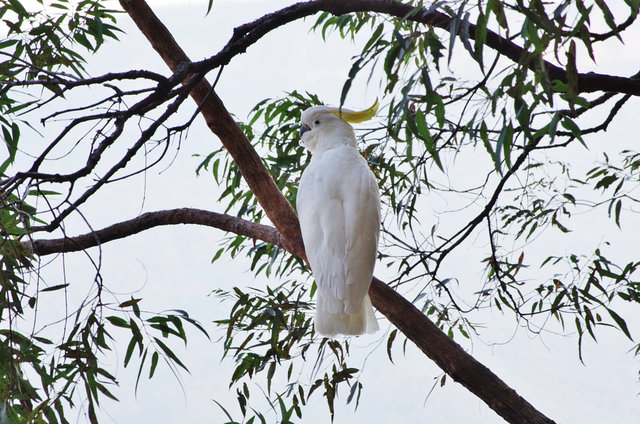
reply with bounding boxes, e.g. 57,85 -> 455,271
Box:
22,1 -> 640,423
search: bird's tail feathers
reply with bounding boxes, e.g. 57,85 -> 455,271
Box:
314,294 -> 379,337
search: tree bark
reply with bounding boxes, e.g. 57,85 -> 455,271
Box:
25,208 -> 281,256
108,1 -> 558,423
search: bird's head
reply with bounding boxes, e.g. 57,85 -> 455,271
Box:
299,99 -> 378,153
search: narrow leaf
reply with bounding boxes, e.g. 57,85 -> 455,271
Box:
607,308 -> 633,340
386,329 -> 398,364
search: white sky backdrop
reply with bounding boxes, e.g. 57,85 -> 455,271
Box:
25,0 -> 640,423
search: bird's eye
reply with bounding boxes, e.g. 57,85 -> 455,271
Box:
314,120 -> 320,125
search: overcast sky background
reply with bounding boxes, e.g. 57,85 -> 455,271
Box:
23,0 -> 640,423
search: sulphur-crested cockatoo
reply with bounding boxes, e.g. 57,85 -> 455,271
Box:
297,99 -> 380,337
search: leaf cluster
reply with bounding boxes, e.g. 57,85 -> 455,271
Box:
212,281 -> 363,423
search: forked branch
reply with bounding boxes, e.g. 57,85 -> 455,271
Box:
26,208 -> 281,256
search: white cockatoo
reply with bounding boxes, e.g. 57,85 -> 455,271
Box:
297,99 -> 381,337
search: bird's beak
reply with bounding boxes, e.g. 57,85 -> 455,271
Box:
299,124 -> 311,137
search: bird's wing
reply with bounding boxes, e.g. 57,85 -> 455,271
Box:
340,153 -> 380,312
298,157 -> 348,313
297,148 -> 380,314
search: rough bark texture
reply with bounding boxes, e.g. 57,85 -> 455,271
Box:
26,208 -> 281,256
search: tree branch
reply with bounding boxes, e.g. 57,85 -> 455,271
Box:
368,277 -> 553,424
26,208 -> 281,256
34,81 -> 196,233
114,1 -> 558,423
186,0 -> 640,96
431,136 -> 540,271
119,0 -> 304,254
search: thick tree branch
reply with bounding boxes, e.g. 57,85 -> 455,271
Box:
119,0 -> 303,255
26,208 -> 281,256
368,277 -> 552,424
114,1 -> 558,423
187,0 -> 640,96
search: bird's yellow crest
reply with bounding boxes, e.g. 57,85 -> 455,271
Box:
330,98 -> 379,123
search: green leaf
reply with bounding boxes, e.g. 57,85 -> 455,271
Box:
563,193 -> 576,204
154,337 -> 188,371
119,298 -> 142,308
414,109 -> 443,171
479,121 -> 495,159
149,351 -> 159,378
8,0 -> 28,16
95,382 -> 118,401
74,32 -> 93,50
614,199 -> 622,228
0,39 -> 18,50
40,283 -> 70,293
213,399 -> 238,424
594,0 -> 619,34
124,337 -> 137,367
488,0 -> 509,30
267,361 -> 276,394
1,123 -> 18,173
607,308 -> 633,340
495,123 -> 513,172
386,329 -> 397,364
106,316 -> 130,329
431,92 -> 445,127
362,23 -> 383,55
473,11 -> 487,68
340,58 -> 363,107
560,117 -> 584,146
211,247 -> 225,263
548,112 -> 560,144
565,40 -> 579,105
